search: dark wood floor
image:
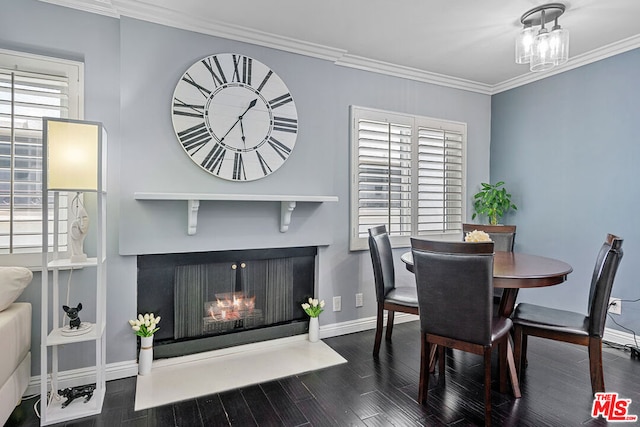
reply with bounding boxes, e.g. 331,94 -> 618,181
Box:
6,321 -> 640,426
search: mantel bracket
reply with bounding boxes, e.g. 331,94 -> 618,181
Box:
187,199 -> 200,236
280,201 -> 297,233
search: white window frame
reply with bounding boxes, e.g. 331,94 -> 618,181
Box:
0,49 -> 83,268
350,106 -> 467,251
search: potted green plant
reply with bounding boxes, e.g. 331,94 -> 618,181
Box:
472,181 -> 517,225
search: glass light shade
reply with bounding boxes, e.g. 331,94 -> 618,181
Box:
515,26 -> 537,64
550,26 -> 569,65
530,30 -> 555,72
46,120 -> 99,191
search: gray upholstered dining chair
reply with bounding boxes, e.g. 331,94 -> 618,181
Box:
463,224 -> 516,308
368,225 -> 419,356
411,238 -> 516,427
512,233 -> 624,395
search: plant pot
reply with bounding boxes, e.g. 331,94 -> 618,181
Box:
308,317 -> 319,342
138,335 -> 154,375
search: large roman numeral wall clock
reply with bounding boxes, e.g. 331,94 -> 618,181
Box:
172,53 -> 298,181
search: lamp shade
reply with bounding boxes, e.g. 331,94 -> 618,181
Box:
515,26 -> 536,64
530,30 -> 555,72
550,26 -> 569,65
44,119 -> 100,192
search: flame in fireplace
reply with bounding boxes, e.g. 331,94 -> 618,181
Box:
207,292 -> 256,321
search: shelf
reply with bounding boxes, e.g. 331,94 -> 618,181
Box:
43,387 -> 105,425
134,192 -> 339,235
48,257 -> 98,269
46,323 -> 106,346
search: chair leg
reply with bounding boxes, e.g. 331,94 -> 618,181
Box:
506,338 -> 522,398
499,340 -> 507,394
483,346 -> 492,427
588,337 -> 605,394
386,310 -> 395,340
428,343 -> 438,373
513,326 -> 528,376
438,345 -> 446,379
373,304 -> 384,356
418,333 -> 430,405
513,325 -> 523,378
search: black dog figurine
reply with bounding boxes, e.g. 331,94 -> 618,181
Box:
63,303 -> 83,329
59,384 -> 95,408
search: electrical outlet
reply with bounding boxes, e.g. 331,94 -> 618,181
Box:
333,296 -> 341,312
608,297 -> 622,315
355,293 -> 364,307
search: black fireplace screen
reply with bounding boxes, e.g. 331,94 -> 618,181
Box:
138,247 -> 316,358
174,257 -> 294,338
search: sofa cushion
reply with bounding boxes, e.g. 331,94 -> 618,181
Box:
0,267 -> 33,312
0,303 -> 31,388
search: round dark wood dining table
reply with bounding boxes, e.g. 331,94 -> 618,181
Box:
400,250 -> 573,317
401,249 -> 572,399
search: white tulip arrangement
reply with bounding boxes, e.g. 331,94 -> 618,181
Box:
301,298 -> 325,318
128,313 -> 161,337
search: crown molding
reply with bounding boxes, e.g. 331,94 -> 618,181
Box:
492,34 -> 640,94
335,54 -> 493,95
111,0 -> 348,62
38,0 -> 640,96
39,0 -> 120,17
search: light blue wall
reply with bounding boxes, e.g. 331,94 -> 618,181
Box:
491,49 -> 640,335
3,0 -> 491,375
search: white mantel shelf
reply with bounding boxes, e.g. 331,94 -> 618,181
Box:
134,192 -> 339,235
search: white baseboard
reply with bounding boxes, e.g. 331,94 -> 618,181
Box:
603,327 -> 639,349
23,320 -> 633,397
318,312 -> 419,339
25,360 -> 138,397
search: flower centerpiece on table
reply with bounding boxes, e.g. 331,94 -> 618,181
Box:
301,298 -> 325,318
464,229 -> 493,243
128,313 -> 161,337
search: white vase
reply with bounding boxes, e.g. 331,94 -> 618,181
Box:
138,335 -> 154,375
308,317 -> 319,342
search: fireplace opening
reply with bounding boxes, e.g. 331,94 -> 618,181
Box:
137,246 -> 317,359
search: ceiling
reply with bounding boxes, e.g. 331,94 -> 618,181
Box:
43,0 -> 640,93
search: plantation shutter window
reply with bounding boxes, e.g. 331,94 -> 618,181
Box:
0,50 -> 82,265
350,107 -> 466,251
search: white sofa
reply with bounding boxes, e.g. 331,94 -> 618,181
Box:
0,267 -> 33,425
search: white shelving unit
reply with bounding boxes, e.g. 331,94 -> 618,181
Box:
40,119 -> 107,426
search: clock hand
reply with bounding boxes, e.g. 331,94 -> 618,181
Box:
219,99 -> 258,142
219,118 -> 240,142
239,99 -> 257,120
239,118 -> 247,149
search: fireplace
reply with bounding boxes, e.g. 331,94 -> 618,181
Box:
137,246 -> 317,359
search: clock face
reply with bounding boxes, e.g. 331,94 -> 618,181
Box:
172,53 -> 298,181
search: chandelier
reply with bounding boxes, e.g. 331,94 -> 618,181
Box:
515,3 -> 569,72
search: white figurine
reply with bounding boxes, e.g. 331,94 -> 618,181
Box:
70,200 -> 89,263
